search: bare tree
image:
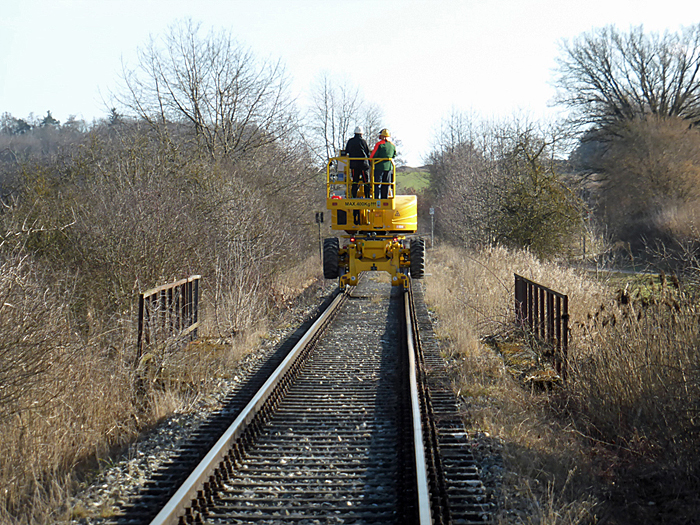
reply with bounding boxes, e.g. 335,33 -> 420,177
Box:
428,111 -> 496,243
360,103 -> 383,148
430,110 -> 481,155
557,25 -> 700,251
306,73 -> 383,163
555,24 -> 700,135
114,19 -> 297,159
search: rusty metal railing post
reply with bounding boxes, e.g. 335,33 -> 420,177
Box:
562,295 -> 569,379
515,275 -> 525,326
137,293 -> 145,365
538,288 -> 545,340
193,278 -> 199,339
547,293 -> 554,344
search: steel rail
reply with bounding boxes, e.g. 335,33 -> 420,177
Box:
405,287 -> 433,524
149,290 -> 347,525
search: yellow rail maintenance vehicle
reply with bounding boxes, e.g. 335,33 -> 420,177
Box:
323,155 -> 425,289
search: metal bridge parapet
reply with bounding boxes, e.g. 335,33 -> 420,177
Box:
514,273 -> 569,378
136,275 -> 201,364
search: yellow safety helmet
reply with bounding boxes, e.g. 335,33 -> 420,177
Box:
379,128 -> 390,138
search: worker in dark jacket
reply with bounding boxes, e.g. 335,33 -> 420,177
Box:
370,128 -> 397,199
345,126 -> 371,199
345,126 -> 371,225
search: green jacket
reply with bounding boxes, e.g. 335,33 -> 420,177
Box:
370,139 -> 396,172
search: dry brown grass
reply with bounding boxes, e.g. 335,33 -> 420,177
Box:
0,252 -> 139,524
149,255 -> 324,413
563,277 -> 700,523
0,251 -> 323,524
425,244 -> 602,522
425,243 -> 608,369
566,277 -> 700,466
425,243 -> 700,523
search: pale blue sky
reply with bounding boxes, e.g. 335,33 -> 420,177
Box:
2,0 -> 700,165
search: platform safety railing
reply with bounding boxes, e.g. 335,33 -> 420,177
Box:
136,275 -> 201,363
326,156 -> 396,200
514,274 -> 569,378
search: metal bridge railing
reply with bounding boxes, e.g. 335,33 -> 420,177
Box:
514,274 -> 569,378
136,275 -> 201,363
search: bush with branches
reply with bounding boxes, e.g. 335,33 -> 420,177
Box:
428,113 -> 584,258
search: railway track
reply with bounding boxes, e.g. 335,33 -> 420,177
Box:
117,275 -> 490,524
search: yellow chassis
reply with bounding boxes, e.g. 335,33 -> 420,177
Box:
338,236 -> 410,289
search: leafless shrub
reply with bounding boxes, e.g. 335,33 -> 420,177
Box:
212,236 -> 271,338
643,233 -> 700,291
581,116 -> 700,250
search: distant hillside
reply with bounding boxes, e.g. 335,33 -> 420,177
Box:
396,166 -> 430,192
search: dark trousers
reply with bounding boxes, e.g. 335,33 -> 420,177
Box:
374,169 -> 391,199
351,168 -> 369,225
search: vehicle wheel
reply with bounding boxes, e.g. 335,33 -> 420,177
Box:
410,237 -> 425,279
323,237 -> 340,279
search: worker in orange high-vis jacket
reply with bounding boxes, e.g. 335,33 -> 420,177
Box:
369,128 -> 397,199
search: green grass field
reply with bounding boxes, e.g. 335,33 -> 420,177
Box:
396,167 -> 430,192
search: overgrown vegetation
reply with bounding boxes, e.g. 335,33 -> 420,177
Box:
0,21 -> 326,523
4,18 -> 700,524
426,25 -> 700,263
572,115 -> 700,252
425,244 -> 700,523
420,24 -> 700,523
556,24 -> 700,256
427,114 -> 584,258
425,245 -> 603,522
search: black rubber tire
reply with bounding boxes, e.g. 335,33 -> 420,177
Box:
410,237 -> 425,279
323,237 -> 340,279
